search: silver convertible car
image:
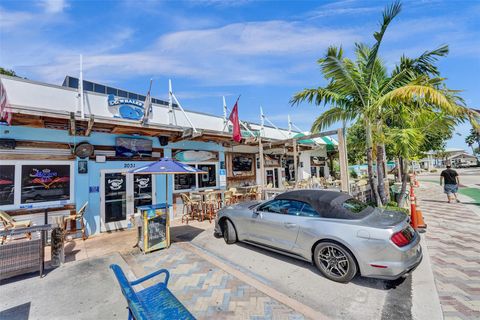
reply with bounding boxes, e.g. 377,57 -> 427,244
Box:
214,190 -> 422,283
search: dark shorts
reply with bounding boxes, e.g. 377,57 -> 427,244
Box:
444,184 -> 458,194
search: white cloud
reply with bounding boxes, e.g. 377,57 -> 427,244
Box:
40,0 -> 68,14
2,19 -> 362,86
0,7 -> 34,30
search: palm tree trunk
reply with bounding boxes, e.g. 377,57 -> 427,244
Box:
396,157 -> 402,182
398,157 -> 409,207
365,124 -> 381,206
376,144 -> 388,205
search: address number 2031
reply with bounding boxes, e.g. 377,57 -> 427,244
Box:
124,163 -> 136,168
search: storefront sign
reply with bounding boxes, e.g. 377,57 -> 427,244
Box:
174,150 -> 217,162
107,94 -> 146,120
219,169 -> 227,187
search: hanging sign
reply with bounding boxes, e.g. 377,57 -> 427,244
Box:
107,94 -> 150,120
174,150 -> 218,162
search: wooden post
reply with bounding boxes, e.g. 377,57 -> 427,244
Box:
259,137 -> 265,198
293,139 -> 298,188
337,128 -> 349,193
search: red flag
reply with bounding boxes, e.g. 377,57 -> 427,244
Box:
228,101 -> 241,142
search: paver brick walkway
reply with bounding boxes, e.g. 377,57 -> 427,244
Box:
416,182 -> 480,320
122,244 -> 305,320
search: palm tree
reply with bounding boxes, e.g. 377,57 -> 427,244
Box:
291,1 -> 477,206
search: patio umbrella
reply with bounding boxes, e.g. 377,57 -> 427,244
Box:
128,157 -> 207,211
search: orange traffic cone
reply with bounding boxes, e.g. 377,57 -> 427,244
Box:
416,209 -> 427,229
410,186 -> 418,229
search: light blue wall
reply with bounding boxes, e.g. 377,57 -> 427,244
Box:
3,126 -> 225,235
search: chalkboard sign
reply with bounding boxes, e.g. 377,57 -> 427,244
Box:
147,215 -> 167,249
137,204 -> 171,253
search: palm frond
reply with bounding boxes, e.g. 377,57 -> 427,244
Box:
378,84 -> 455,113
365,1 -> 402,89
310,107 -> 357,133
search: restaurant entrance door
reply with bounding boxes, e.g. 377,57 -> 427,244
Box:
265,168 -> 280,188
100,169 -> 156,232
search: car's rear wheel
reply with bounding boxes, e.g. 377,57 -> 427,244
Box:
314,242 -> 357,283
222,219 -> 237,244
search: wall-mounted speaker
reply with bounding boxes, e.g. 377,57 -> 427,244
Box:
158,136 -> 169,146
0,139 -> 16,149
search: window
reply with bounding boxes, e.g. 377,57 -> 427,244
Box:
258,200 -> 302,215
83,81 -> 93,92
175,173 -> 196,191
118,90 -> 128,98
342,198 -> 369,214
94,84 -> 106,94
128,93 -> 138,100
21,165 -> 71,204
0,165 -> 15,205
174,162 -> 218,191
68,77 -> 79,89
107,87 -> 117,95
198,164 -> 216,188
300,203 -> 320,217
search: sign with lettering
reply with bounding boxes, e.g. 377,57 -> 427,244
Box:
138,205 -> 170,253
107,94 -> 152,121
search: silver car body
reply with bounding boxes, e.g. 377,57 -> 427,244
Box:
215,196 -> 422,280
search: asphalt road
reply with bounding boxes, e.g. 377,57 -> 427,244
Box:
180,224 -> 421,320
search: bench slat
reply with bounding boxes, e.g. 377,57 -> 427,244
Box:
110,264 -> 195,320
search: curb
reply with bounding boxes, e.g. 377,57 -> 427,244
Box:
411,235 -> 444,320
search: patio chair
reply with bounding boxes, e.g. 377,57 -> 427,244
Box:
228,187 -> 244,203
245,186 -> 258,200
63,201 -> 88,241
0,210 -> 32,244
224,190 -> 234,206
203,192 -> 219,223
180,193 -> 202,224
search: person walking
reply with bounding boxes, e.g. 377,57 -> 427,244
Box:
440,165 -> 460,203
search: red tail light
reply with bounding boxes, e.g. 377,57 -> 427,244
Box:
391,229 -> 412,247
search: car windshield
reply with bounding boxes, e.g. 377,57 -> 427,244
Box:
341,198 -> 372,214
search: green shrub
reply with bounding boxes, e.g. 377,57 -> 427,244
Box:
430,169 -> 437,173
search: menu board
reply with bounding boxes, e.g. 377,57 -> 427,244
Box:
138,204 -> 170,253
147,215 -> 167,249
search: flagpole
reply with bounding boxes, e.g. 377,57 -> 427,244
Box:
79,54 -> 85,119
141,78 -> 153,125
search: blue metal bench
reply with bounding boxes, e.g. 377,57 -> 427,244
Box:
110,264 -> 195,320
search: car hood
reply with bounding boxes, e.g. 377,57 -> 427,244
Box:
361,209 -> 408,228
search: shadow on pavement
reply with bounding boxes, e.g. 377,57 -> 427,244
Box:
0,302 -> 31,320
233,241 -> 400,291
171,225 -> 205,242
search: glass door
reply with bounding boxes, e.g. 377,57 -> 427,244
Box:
133,174 -> 153,210
103,172 -> 128,231
101,171 -> 156,232
265,168 -> 279,188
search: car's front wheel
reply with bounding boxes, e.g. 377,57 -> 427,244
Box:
222,219 -> 237,244
314,242 -> 357,283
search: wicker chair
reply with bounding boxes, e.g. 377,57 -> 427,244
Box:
228,188 -> 244,203
0,210 -> 32,244
63,201 -> 88,240
203,192 -> 219,223
180,193 -> 202,223
245,186 -> 258,200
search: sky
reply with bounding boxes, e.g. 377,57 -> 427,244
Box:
0,0 -> 479,150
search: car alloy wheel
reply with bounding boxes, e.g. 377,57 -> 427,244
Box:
222,219 -> 237,244
314,242 -> 357,283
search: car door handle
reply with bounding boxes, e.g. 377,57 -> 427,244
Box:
284,222 -> 296,228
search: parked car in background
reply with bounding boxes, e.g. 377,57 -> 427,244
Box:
215,190 -> 422,283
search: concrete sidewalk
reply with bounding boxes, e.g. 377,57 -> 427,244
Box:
416,182 -> 480,319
